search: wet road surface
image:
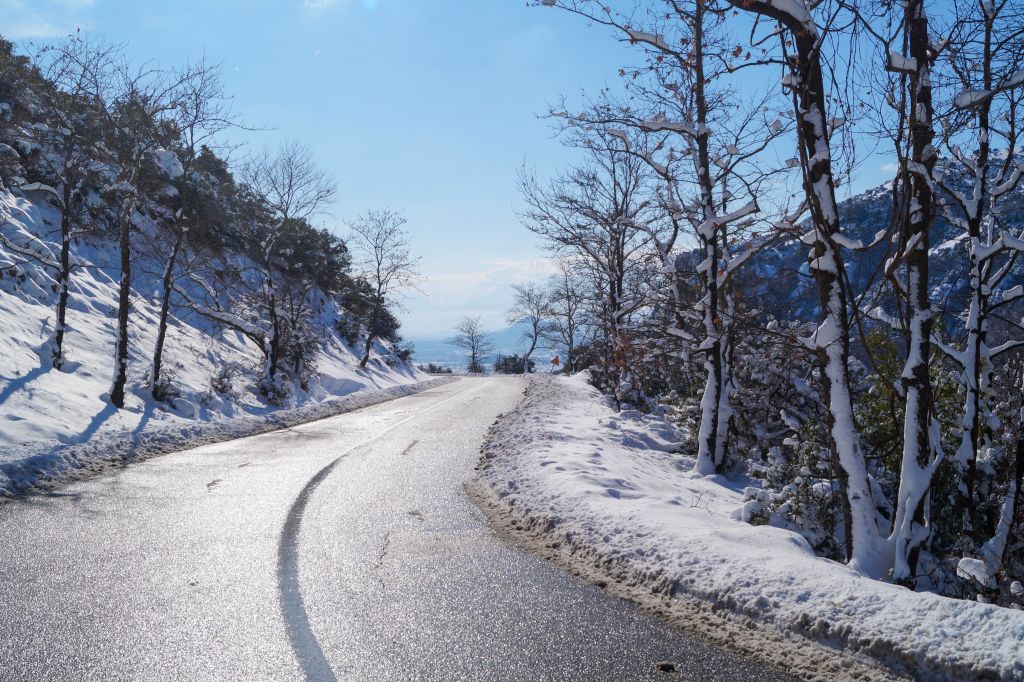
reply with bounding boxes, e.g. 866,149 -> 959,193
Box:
0,377 -> 796,681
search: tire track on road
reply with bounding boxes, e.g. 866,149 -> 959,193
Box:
276,380 -> 482,680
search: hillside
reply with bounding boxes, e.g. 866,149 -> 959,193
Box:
0,33 -> 432,496
0,186 -> 424,488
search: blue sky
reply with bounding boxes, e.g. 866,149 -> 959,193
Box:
4,0 -> 890,339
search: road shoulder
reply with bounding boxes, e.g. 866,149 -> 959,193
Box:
468,375 -> 914,682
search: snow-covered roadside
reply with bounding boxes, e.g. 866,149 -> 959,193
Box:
471,374 -> 1024,682
1,376 -> 452,498
1,187 -> 449,497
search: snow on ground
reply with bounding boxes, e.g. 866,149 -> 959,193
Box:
474,373 -> 1024,681
1,377 -> 449,498
0,188 -> 435,496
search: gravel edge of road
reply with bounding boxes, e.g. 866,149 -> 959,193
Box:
466,379 -> 911,682
1,376 -> 455,500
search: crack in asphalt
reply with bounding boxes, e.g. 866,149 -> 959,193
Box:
400,439 -> 419,456
275,383 -> 480,681
373,531 -> 392,591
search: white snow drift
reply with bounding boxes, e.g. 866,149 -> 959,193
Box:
476,373 -> 1024,681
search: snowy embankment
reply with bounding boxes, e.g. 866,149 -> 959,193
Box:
0,189 -> 440,497
472,374 -> 1024,682
1,378 -> 449,498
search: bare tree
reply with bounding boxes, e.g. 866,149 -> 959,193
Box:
938,0 -> 1024,510
103,59 -> 189,409
724,0 -> 885,575
518,126 -> 657,404
149,60 -> 239,399
27,34 -> 116,369
863,0 -> 945,588
348,209 -> 421,368
240,141 -> 335,391
506,281 -> 553,373
543,0 -> 791,473
904,0 -> 944,586
546,261 -> 589,373
930,0 -> 1024,589
274,219 -> 352,384
450,316 -> 494,374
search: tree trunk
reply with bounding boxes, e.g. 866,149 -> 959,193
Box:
694,227 -> 722,475
293,345 -> 305,385
955,264 -> 988,538
889,0 -> 942,587
523,334 -> 538,374
696,338 -> 722,475
565,320 -> 576,373
360,303 -> 380,368
109,203 -> 133,409
259,268 -> 281,389
266,293 -> 280,383
150,230 -> 184,398
692,1 -> 728,475
952,6 -> 995,546
360,332 -> 375,368
797,63 -> 880,577
723,0 -> 882,575
714,292 -> 735,470
51,189 -> 73,370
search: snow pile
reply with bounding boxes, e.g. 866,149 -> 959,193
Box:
0,188 -> 433,496
475,374 -> 1024,681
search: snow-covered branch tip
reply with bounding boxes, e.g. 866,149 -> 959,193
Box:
954,68 -> 1024,110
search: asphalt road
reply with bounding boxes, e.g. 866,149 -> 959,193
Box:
0,377 -> 795,681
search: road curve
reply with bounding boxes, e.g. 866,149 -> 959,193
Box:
0,377 -> 795,681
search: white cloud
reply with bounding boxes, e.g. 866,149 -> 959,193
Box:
300,0 -> 378,10
0,0 -> 93,40
423,258 -> 558,294
402,258 -> 559,337
880,162 -> 899,173
4,20 -> 68,39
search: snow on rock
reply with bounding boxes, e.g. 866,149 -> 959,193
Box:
958,558 -> 996,589
475,374 -> 1024,681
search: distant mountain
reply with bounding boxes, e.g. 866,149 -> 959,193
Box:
740,170 -> 1024,327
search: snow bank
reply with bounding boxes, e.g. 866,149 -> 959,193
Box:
474,374 -> 1024,681
1,377 -> 449,498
